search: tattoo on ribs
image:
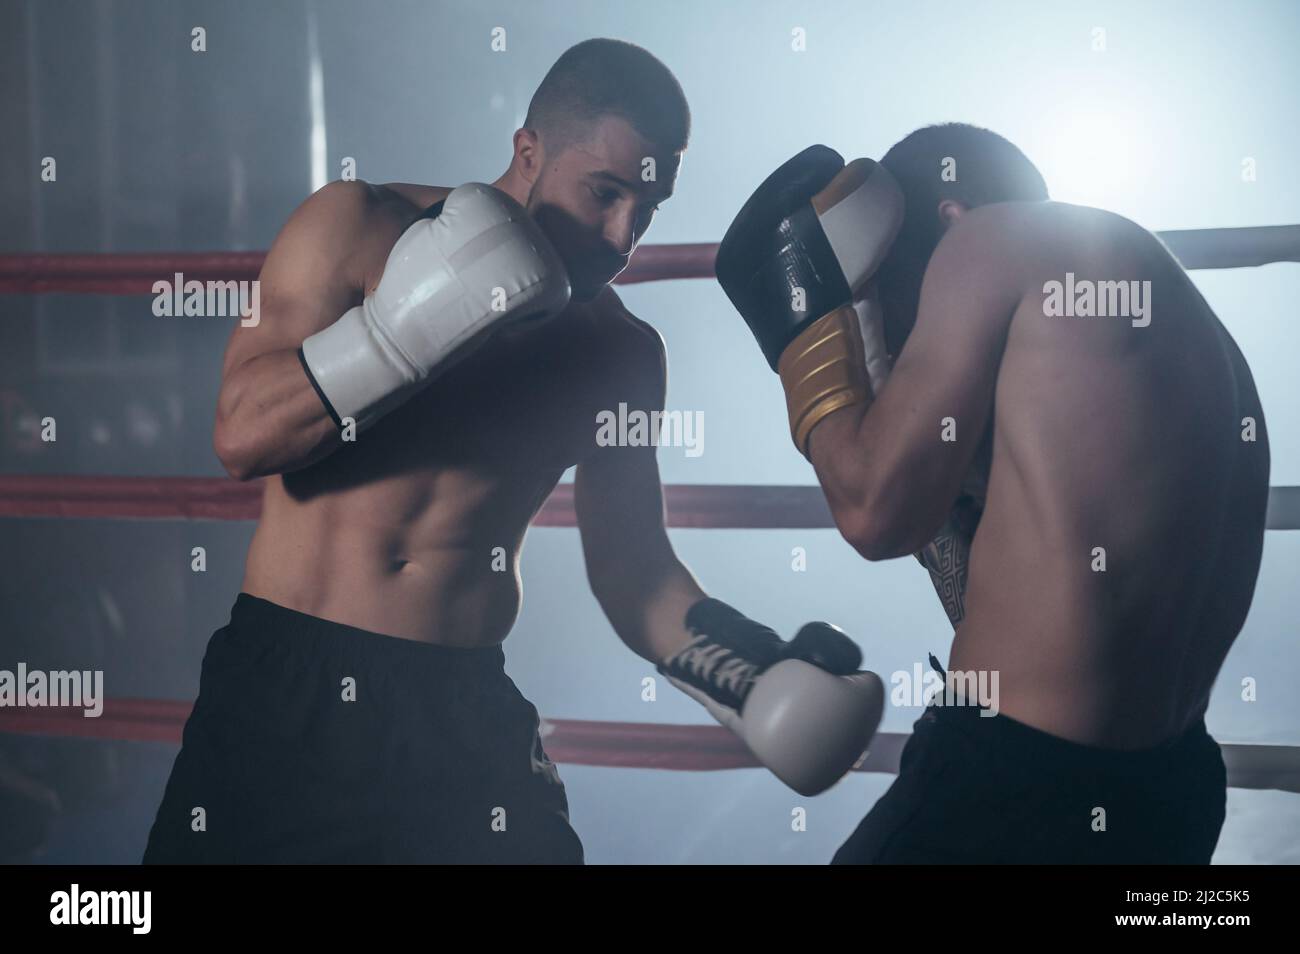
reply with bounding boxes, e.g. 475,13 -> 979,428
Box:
915,495 -> 983,629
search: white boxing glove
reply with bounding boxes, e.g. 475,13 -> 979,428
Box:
831,157 -> 901,398
659,599 -> 885,796
716,148 -> 904,455
299,182 -> 571,431
852,289 -> 893,398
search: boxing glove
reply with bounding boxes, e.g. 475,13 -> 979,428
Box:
300,182 -> 571,431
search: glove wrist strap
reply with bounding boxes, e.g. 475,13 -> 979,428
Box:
777,304 -> 870,456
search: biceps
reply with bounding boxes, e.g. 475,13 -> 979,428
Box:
887,253 -> 1019,449
882,324 -> 1002,464
851,261 -> 1017,544
224,184 -> 369,375
899,280 -> 1010,399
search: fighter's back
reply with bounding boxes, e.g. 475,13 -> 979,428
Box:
953,202 -> 1270,747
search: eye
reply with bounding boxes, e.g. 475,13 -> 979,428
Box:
589,186 -> 619,204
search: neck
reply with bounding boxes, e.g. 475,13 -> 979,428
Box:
491,168 -> 532,208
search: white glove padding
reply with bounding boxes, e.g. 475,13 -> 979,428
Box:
299,182 -> 571,431
659,599 -> 885,796
739,661 -> 885,797
814,158 -> 901,407
813,156 -> 905,295
852,290 -> 892,398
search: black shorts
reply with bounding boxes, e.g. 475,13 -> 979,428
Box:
833,702 -> 1226,864
144,594 -> 582,864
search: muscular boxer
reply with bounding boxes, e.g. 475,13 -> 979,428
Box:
716,126 -> 1270,864
143,39 -> 882,865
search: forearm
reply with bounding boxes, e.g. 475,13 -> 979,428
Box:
591,551 -> 705,664
213,349 -> 342,479
811,403 -> 984,622
810,389 -> 969,559
808,401 -> 927,559
807,400 -> 875,521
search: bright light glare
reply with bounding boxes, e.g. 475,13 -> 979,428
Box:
1034,100 -> 1158,207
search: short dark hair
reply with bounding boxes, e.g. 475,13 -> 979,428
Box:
524,38 -> 691,153
878,123 -> 1048,353
882,122 -> 1048,261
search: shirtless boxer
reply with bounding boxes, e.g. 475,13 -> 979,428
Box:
716,125 -> 1270,863
143,39 -> 882,865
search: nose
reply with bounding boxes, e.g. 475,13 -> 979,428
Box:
603,208 -> 638,258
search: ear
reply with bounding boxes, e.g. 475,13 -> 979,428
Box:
512,128 -> 544,185
937,199 -> 968,231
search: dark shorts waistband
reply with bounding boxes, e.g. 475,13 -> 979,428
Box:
924,700 -> 1217,776
225,592 -> 506,677
834,701 -> 1226,863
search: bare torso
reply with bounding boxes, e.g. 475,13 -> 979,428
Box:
953,203 -> 1270,747
240,184 -> 650,646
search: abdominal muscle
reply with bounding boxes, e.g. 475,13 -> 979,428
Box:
240,467 -> 545,647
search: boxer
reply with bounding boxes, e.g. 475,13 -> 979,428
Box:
144,39 -> 882,865
716,126 -> 1269,863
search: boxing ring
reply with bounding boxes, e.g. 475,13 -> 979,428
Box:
2,225 -> 1300,796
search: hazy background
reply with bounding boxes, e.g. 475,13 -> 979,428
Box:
1,0 -> 1296,863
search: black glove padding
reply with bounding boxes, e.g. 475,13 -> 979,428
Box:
714,145 -> 851,370
787,622 -> 864,674
659,598 -> 863,713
